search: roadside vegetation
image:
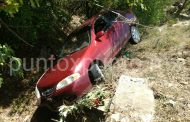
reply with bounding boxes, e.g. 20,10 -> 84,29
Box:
1,0 -> 189,88
0,0 -> 190,122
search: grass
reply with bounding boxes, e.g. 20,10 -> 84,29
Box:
103,21 -> 190,121
137,25 -> 181,52
130,22 -> 190,121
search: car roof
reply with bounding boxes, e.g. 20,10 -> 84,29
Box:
70,10 -> 125,34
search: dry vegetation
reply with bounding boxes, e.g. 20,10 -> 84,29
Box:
104,21 -> 190,121
0,21 -> 190,122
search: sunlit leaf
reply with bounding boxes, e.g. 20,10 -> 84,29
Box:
0,77 -> 3,88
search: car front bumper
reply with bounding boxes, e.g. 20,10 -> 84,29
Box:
35,72 -> 93,105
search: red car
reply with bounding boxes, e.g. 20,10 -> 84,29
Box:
35,11 -> 141,106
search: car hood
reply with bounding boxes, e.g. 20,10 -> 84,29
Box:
37,47 -> 89,88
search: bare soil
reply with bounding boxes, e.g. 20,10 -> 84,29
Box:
105,21 -> 190,121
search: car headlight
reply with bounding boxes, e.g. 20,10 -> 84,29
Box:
56,73 -> 80,90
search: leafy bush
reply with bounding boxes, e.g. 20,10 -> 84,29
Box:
0,75 -> 3,87
0,44 -> 23,87
86,0 -> 173,25
134,0 -> 174,25
1,0 -> 71,53
0,0 -> 40,16
59,88 -> 107,121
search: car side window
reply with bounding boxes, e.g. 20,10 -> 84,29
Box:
104,12 -> 118,23
103,12 -> 118,27
94,17 -> 107,34
94,12 -> 118,35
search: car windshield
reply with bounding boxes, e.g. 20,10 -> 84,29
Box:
59,25 -> 91,57
103,11 -> 118,22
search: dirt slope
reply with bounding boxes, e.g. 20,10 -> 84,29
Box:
107,20 -> 190,121
0,20 -> 190,122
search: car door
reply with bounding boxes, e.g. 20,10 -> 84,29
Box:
103,12 -> 122,58
93,16 -> 113,64
93,12 -> 124,64
107,13 -> 132,58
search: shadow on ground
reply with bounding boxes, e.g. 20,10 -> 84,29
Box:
30,107 -> 59,122
0,71 -> 41,108
30,106 -> 105,122
0,78 -> 29,107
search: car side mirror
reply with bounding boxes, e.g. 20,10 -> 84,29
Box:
96,31 -> 104,40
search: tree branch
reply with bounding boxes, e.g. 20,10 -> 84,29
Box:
0,18 -> 33,47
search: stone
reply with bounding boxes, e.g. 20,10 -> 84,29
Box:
179,81 -> 188,85
107,75 -> 155,122
165,100 -> 176,107
120,117 -> 129,122
177,58 -> 186,64
24,115 -> 30,122
182,51 -> 190,58
110,113 -> 121,122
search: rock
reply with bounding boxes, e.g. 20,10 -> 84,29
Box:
24,115 -> 30,122
165,100 -> 176,107
177,58 -> 186,64
179,81 -> 188,85
182,51 -> 190,58
176,51 -> 183,58
187,103 -> 190,108
107,75 -> 155,122
110,113 -> 121,122
172,20 -> 190,27
120,117 -> 129,122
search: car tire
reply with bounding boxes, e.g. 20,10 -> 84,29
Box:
130,26 -> 141,44
89,63 -> 105,84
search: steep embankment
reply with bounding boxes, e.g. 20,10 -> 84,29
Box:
107,20 -> 190,121
0,20 -> 190,122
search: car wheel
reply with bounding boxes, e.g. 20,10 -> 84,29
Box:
130,26 -> 141,44
89,63 -> 105,84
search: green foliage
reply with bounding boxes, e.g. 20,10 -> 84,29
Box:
0,44 -> 13,66
0,75 -> 3,87
0,0 -> 23,16
0,0 -> 40,16
0,44 -> 23,87
59,88 -> 107,121
93,0 -> 144,9
87,0 -> 173,25
10,57 -> 23,77
1,0 -> 70,53
0,44 -> 13,87
134,0 -> 173,25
